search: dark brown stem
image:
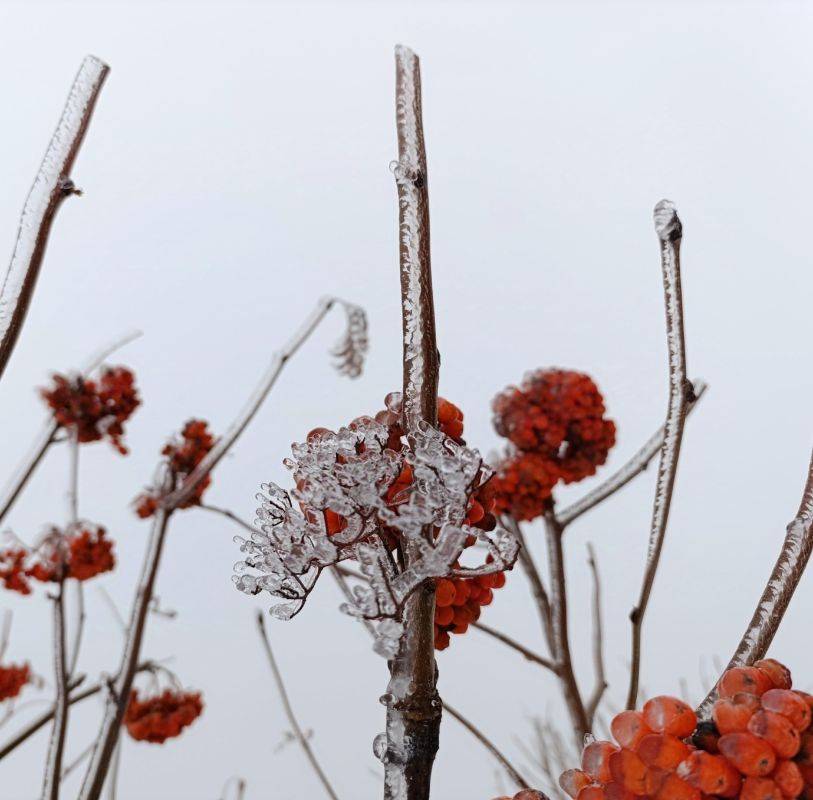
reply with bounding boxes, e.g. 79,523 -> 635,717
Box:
472,621 -> 558,673
256,612 -> 340,800
0,56 -> 109,382
545,512 -> 589,742
585,543 -> 607,725
442,701 -> 531,790
696,452 -> 813,718
383,43 -> 441,800
626,200 -> 692,711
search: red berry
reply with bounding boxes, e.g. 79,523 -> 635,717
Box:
719,668 -> 775,699
643,696 -> 697,738
718,732 -> 777,776
612,711 -> 653,749
582,741 -> 619,783
754,660 -> 793,691
748,710 -> 801,759
560,770 -> 592,799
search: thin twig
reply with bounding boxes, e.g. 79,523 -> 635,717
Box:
585,543 -> 607,726
256,611 -> 340,800
198,503 -> 259,536
0,610 -> 10,662
697,451 -> 813,718
471,622 -> 558,673
330,567 -> 376,637
68,582 -> 86,677
0,55 -> 109,382
626,200 -> 693,710
105,739 -> 121,800
545,512 -> 589,742
61,741 -> 94,782
556,381 -> 707,529
442,701 -> 531,790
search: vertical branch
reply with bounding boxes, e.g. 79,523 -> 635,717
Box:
256,613 -> 340,800
697,453 -> 813,718
545,512 -> 589,741
0,56 -> 109,382
383,44 -> 442,800
585,544 -> 607,725
626,200 -> 693,710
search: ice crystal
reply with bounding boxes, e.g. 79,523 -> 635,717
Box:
331,301 -> 368,378
234,417 -> 518,655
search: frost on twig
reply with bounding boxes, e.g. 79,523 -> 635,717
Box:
0,55 -> 109,381
233,419 -> 518,657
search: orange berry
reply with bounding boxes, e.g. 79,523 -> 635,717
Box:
434,630 -> 450,650
718,732 -> 777,776
741,777 -> 784,800
714,693 -> 762,734
435,579 -> 456,607
452,621 -> 468,635
755,660 -> 793,691
479,589 -> 494,606
612,710 -> 654,749
748,710 -> 801,758
609,749 -> 648,794
604,782 -> 636,800
491,571 -> 506,589
560,769 -> 592,799
515,793 -> 550,800
772,760 -> 804,798
646,767 -> 670,795
655,773 -> 700,800
719,667 -> 774,699
644,696 -> 697,738
761,690 -> 811,732
676,751 -> 742,797
797,733 -> 813,766
452,580 -> 470,605
637,734 -> 691,771
582,741 -> 619,783
577,787 -> 605,800
435,605 -> 454,626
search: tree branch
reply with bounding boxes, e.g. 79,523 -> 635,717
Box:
0,55 -> 109,382
471,622 -> 558,674
696,452 -> 813,718
556,381 -> 707,529
585,543 -> 607,726
443,701 -> 531,791
256,612 -> 340,800
626,200 -> 692,710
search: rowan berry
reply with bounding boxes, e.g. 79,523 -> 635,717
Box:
755,661 -> 793,691
718,732 -> 777,776
761,690 -> 811,732
582,741 -> 619,783
692,720 -> 721,753
643,696 -> 697,738
715,694 -> 762,734
747,711 -> 800,759
124,689 -> 204,744
719,668 -> 775,699
604,782 -> 636,800
677,751 -> 742,797
0,663 -> 30,702
741,777 -> 784,800
637,733 -> 691,771
655,772 -> 701,800
577,786 -> 606,800
561,769 -> 592,799
611,710 -> 653,749
772,761 -> 804,798
609,748 -> 648,794
491,451 -> 559,521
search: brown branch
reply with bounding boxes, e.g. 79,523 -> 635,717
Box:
585,544 -> 607,726
0,56 -> 109,382
696,452 -> 813,718
256,612 -> 340,800
442,701 -> 531,791
626,200 -> 692,710
472,622 -> 558,674
383,44 -> 442,800
545,512 -> 589,742
556,381 -> 707,529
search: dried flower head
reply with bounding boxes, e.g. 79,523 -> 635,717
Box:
124,688 -> 204,744
492,368 -> 616,483
134,419 -> 216,517
40,366 -> 140,454
0,662 -> 31,702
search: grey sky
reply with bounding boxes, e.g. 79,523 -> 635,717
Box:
1,1 -> 813,798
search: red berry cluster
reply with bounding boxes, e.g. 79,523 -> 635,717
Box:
434,570 -> 506,650
492,792 -> 549,800
40,366 -> 140,454
134,419 -> 216,517
491,369 -> 616,521
0,663 -> 31,702
559,659 -> 811,800
124,689 -> 204,744
0,525 -> 115,595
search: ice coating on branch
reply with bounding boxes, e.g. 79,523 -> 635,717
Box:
653,199 -> 682,242
0,56 -> 108,374
331,301 -> 368,378
233,418 -> 518,655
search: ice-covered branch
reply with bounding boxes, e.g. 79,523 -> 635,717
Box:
256,612 -> 340,800
165,297 -> 366,510
697,452 -> 813,719
585,543 -> 607,726
556,380 -> 707,529
626,200 -> 693,710
0,56 -> 109,382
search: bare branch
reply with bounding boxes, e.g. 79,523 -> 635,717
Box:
198,503 -> 259,536
556,381 -> 707,529
585,543 -> 607,726
443,701 -> 531,791
330,567 -> 376,637
165,297 -> 366,510
0,56 -> 109,382
545,512 -> 589,741
697,452 -> 813,718
61,741 -> 94,782
472,621 -> 558,674
626,200 -> 693,711
256,612 -> 340,800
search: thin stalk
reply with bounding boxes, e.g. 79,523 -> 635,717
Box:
585,543 -> 607,726
256,612 -> 340,800
471,622 -> 558,674
626,200 -> 692,710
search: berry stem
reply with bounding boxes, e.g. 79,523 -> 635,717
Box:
585,543 -> 607,726
626,200 -> 693,711
256,611 -> 341,800
697,451 -> 813,718
0,56 -> 109,383
472,621 -> 559,673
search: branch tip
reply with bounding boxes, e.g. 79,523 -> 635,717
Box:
653,199 -> 682,241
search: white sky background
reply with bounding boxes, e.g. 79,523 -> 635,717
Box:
1,1 -> 813,797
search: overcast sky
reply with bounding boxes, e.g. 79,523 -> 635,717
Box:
2,2 -> 813,798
